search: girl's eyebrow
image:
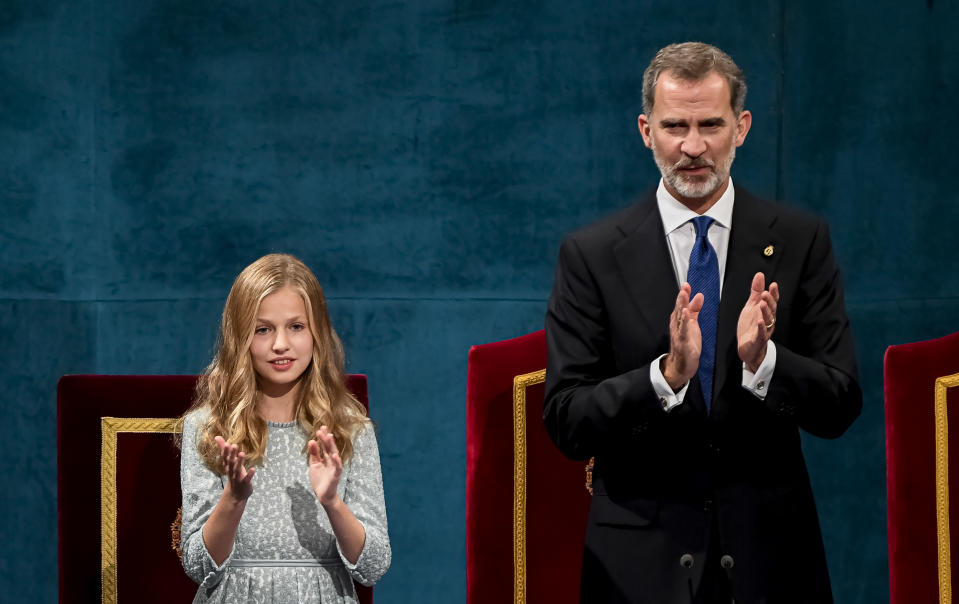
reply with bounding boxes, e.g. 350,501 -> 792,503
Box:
255,315 -> 307,324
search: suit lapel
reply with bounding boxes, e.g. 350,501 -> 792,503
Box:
713,186 -> 784,413
612,193 -> 678,340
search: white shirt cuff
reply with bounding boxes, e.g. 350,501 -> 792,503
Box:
650,353 -> 689,412
742,340 -> 777,399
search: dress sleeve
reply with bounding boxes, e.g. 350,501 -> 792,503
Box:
337,422 -> 391,586
179,410 -> 233,588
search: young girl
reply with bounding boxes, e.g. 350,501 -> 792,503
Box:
179,253 -> 390,603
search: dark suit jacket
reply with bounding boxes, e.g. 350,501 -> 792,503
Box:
543,184 -> 861,603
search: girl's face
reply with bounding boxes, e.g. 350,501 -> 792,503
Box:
249,287 -> 314,396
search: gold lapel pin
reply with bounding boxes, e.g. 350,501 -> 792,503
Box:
763,245 -> 774,257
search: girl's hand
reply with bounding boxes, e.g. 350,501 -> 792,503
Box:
215,436 -> 256,502
308,426 -> 343,506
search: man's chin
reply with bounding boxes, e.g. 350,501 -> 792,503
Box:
667,177 -> 720,200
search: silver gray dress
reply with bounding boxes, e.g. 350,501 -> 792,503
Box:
180,409 -> 391,603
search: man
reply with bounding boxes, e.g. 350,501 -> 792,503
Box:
543,42 -> 861,603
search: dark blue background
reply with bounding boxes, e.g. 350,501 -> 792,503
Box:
3,1 -> 957,601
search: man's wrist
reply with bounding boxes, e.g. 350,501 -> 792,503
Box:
660,355 -> 687,392
745,347 -> 766,374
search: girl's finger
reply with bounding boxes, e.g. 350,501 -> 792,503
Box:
318,427 -> 333,448
313,439 -> 329,462
308,440 -> 322,461
324,434 -> 340,456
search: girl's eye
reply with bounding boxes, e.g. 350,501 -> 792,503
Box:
290,323 -> 305,331
255,326 -> 270,335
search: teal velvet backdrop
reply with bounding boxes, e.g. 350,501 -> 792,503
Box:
2,1 -> 957,601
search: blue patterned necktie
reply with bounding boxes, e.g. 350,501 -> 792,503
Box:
687,216 -> 720,411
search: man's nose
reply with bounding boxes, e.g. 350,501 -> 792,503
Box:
680,131 -> 706,157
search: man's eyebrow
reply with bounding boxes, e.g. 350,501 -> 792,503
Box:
698,117 -> 726,127
659,118 -> 687,127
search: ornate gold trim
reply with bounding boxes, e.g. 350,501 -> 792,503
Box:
935,374 -> 959,604
100,417 -> 180,604
512,369 -> 545,604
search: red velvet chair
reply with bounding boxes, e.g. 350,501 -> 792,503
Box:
466,330 -> 592,604
885,331 -> 959,604
57,374 -> 373,604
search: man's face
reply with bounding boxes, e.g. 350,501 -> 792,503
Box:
638,70 -> 751,209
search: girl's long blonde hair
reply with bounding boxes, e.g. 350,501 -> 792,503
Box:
179,253 -> 368,472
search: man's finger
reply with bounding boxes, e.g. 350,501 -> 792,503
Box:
751,272 -> 765,296
689,292 -> 705,313
670,290 -> 683,334
759,300 -> 774,326
761,291 -> 777,316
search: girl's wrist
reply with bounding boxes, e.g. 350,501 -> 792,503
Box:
319,493 -> 342,509
224,483 -> 250,506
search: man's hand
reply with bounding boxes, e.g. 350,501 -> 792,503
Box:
737,272 -> 779,372
662,283 -> 704,391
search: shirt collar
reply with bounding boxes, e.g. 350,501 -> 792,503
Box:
656,177 -> 735,235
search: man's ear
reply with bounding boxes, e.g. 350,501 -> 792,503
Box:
735,110 -> 752,147
638,114 -> 653,149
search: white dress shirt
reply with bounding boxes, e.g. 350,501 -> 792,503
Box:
648,177 -> 776,411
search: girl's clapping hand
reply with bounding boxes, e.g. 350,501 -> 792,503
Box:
215,436 -> 256,501
308,426 -> 343,506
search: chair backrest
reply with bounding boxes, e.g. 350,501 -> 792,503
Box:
466,330 -> 591,604
57,374 -> 372,604
885,331 -> 959,604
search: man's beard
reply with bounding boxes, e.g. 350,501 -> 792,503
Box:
651,137 -> 736,200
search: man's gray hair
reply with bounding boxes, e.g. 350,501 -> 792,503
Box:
642,42 -> 747,116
